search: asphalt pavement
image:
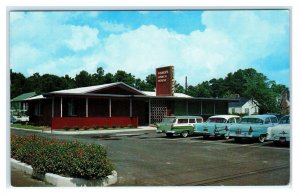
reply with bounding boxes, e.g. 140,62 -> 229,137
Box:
10,128 -> 290,186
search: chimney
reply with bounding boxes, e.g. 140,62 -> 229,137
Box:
185,76 -> 187,92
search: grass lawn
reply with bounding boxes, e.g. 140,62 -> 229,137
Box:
11,124 -> 48,130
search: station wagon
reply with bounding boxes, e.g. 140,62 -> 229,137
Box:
228,114 -> 278,143
266,115 -> 290,145
194,115 -> 241,139
156,116 -> 203,137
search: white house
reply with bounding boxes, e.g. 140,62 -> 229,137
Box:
228,98 -> 259,115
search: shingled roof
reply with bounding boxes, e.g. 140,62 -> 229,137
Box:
228,97 -> 250,107
11,92 -> 37,102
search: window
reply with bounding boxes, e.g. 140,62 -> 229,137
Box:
271,117 -> 278,123
231,108 -> 235,114
279,116 -> 290,124
207,118 -> 226,123
34,102 -> 43,116
178,119 -> 188,124
189,119 -> 196,123
228,118 -> 236,123
265,118 -> 271,124
245,108 -> 249,114
67,99 -> 77,116
196,118 -> 203,123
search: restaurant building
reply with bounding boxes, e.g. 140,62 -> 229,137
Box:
25,66 -> 237,129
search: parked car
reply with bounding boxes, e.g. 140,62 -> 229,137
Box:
266,115 -> 290,145
228,114 -> 278,143
11,115 -> 29,124
156,116 -> 203,137
194,115 -> 241,139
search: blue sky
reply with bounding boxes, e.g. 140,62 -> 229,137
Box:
10,10 -> 290,87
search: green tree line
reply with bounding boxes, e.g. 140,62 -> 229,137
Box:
10,67 -> 289,114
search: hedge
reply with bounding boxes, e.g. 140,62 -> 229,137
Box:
11,134 -> 114,180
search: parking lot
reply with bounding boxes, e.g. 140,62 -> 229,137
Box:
11,128 -> 290,186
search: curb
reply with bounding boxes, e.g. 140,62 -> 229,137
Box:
11,126 -> 157,135
11,158 -> 118,187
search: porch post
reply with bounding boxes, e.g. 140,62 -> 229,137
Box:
109,98 -> 112,117
60,97 -> 62,117
149,99 -> 151,125
86,97 -> 89,117
52,97 -> 54,118
129,99 -> 132,117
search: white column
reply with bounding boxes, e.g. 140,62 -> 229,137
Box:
130,99 -> 132,117
109,98 -> 112,117
60,97 -> 62,118
52,98 -> 54,118
148,99 -> 151,125
86,98 -> 89,117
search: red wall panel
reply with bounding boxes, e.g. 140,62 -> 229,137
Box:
51,117 -> 138,129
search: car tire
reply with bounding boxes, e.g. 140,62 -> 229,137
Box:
273,140 -> 280,146
258,135 -> 266,143
166,133 -> 173,138
234,137 -> 241,142
181,131 -> 188,138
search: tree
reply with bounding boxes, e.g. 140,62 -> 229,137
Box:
75,70 -> 93,87
114,70 -> 136,86
10,69 -> 26,98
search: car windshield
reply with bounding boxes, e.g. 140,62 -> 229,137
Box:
162,117 -> 176,124
206,118 -> 227,123
279,116 -> 290,124
240,118 -> 263,124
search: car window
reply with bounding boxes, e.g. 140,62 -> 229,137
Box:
265,118 -> 271,124
271,117 -> 278,123
207,118 -> 227,123
162,117 -> 176,123
236,117 -> 241,123
228,118 -> 236,123
240,118 -> 263,124
196,118 -> 203,123
189,119 -> 196,123
279,116 -> 290,124
178,119 -> 188,124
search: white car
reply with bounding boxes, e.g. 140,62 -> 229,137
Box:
266,115 -> 290,145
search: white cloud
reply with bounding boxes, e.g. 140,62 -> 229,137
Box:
99,21 -> 131,33
65,25 -> 99,51
94,11 -> 289,85
10,10 -> 289,87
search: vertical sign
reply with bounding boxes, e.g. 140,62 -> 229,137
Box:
156,65 -> 174,96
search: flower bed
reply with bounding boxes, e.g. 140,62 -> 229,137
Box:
11,134 -> 114,180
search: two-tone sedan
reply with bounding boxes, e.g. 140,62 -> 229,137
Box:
266,115 -> 290,145
228,114 -> 278,143
194,115 -> 241,139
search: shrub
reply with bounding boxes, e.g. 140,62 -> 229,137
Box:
111,125 -> 116,129
11,134 -> 114,180
120,125 -> 124,128
73,126 -> 80,131
128,124 -> 134,128
93,125 -> 99,130
102,125 -> 108,129
83,126 -> 89,130
63,126 -> 70,131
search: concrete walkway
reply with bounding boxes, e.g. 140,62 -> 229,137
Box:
11,167 -> 53,187
11,126 -> 157,135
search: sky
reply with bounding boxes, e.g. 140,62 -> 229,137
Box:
9,10 -> 290,87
